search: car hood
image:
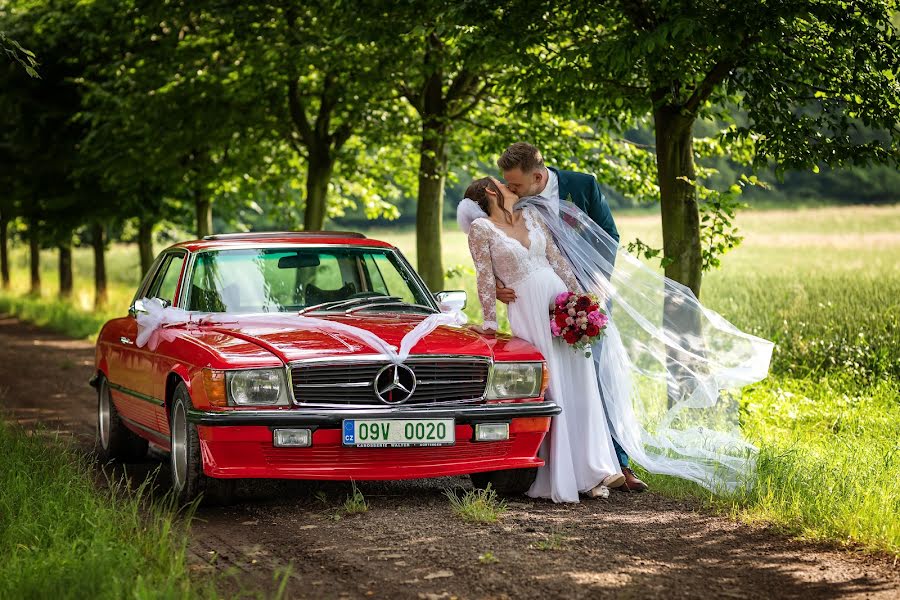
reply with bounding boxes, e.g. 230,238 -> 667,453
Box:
188,313 -> 542,365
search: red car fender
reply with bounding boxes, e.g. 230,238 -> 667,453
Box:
163,363 -> 196,414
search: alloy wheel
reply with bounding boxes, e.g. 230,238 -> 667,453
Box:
98,379 -> 111,450
171,401 -> 188,492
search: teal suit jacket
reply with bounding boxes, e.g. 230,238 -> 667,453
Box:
549,167 -> 619,243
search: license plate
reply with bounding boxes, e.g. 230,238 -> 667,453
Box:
342,419 -> 455,447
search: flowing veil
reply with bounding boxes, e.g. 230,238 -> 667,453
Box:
508,196 -> 774,492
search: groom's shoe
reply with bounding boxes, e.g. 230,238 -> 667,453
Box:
618,468 -> 648,493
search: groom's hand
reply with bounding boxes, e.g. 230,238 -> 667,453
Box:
496,283 -> 517,304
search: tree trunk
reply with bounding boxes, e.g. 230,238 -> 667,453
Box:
196,191 -> 212,238
137,217 -> 154,276
414,33 -> 448,292
0,212 -> 9,290
654,105 -> 704,408
28,215 -> 40,296
304,152 -> 333,231
58,243 -> 73,299
92,223 -> 108,309
415,126 -> 448,291
654,106 -> 702,296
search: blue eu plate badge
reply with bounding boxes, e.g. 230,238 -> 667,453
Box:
343,420 -> 356,445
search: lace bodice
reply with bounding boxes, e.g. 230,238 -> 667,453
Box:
467,207 -> 581,330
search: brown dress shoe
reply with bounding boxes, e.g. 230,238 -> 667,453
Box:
617,467 -> 648,493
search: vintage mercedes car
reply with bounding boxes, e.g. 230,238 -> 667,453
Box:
91,231 -> 559,502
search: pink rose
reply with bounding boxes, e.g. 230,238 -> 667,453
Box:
550,322 -> 562,336
555,291 -> 571,305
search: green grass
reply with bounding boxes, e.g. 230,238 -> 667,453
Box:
0,420 -> 215,599
445,484 -> 508,523
2,204 -> 899,555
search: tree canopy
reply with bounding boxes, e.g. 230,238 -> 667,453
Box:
1,0 -> 898,303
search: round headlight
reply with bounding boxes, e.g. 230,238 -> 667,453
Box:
487,363 -> 542,400
228,369 -> 283,405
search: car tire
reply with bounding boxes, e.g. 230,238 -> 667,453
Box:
169,382 -> 234,505
470,467 -> 538,495
96,376 -> 148,462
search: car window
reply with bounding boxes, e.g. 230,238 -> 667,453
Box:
148,254 -> 185,306
187,247 -> 431,313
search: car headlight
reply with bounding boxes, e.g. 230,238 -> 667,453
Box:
226,369 -> 291,406
487,362 -> 544,400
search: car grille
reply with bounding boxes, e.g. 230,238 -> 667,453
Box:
290,358 -> 490,406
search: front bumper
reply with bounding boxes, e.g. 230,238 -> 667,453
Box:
186,401 -> 561,426
190,401 -> 560,481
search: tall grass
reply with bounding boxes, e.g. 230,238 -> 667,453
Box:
0,420 -> 215,599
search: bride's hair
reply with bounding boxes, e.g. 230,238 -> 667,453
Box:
464,177 -> 513,224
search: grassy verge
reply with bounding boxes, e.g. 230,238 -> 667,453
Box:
640,374 -> 900,556
0,420 -> 215,599
0,292 -> 117,340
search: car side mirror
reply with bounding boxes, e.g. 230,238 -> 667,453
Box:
435,290 -> 467,312
129,298 -> 147,318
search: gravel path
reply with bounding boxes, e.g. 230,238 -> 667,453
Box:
1,314 -> 897,599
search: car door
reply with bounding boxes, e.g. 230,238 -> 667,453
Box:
111,251 -> 186,436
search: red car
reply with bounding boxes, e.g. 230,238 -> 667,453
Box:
91,232 -> 559,502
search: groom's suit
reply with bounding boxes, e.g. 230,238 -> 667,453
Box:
549,167 -> 619,244
546,167 -> 629,469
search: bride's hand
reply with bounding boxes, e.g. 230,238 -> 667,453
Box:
471,324 -> 497,336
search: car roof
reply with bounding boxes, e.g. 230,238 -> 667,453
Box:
166,231 -> 396,252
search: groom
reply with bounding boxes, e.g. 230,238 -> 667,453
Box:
495,141 -> 648,493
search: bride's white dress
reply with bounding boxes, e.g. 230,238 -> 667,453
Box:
467,207 -> 622,503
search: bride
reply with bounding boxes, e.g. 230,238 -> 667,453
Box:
462,177 -> 625,502
459,176 -> 774,503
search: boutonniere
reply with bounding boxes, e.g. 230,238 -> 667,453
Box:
565,193 -> 574,204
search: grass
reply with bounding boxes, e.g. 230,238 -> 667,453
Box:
531,532 -> 567,552
445,484 -> 508,523
341,483 -> 369,516
1,204 -> 899,555
0,419 -> 215,599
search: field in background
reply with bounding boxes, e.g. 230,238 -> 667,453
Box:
1,204 -> 898,555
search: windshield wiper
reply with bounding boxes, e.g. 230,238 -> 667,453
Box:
345,302 -> 438,315
298,295 -> 402,315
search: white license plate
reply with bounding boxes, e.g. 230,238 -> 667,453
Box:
342,419 -> 455,447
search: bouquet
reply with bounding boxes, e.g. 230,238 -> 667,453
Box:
550,291 -> 608,356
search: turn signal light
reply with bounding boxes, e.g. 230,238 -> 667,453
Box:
202,369 -> 227,407
540,362 -> 550,398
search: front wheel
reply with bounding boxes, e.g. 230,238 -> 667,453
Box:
96,376 -> 148,462
470,468 -> 538,495
169,382 -> 233,505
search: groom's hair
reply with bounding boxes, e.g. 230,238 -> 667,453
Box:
498,142 -> 544,173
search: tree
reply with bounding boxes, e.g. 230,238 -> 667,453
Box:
152,1 -> 404,234
517,0 -> 900,297
378,1 -> 518,290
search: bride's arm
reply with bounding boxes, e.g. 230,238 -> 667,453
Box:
467,221 -> 499,331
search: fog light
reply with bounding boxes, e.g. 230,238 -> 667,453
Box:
474,423 -> 509,442
273,428 -> 312,447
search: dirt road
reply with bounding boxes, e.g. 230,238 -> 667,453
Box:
1,314 -> 897,599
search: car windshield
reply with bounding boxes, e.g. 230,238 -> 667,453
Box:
187,247 -> 434,313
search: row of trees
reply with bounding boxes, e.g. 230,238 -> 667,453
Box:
2,0 -> 899,308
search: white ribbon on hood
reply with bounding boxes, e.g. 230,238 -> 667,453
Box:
135,297 -> 468,363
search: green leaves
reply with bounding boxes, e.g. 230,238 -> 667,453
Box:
1,31 -> 39,78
